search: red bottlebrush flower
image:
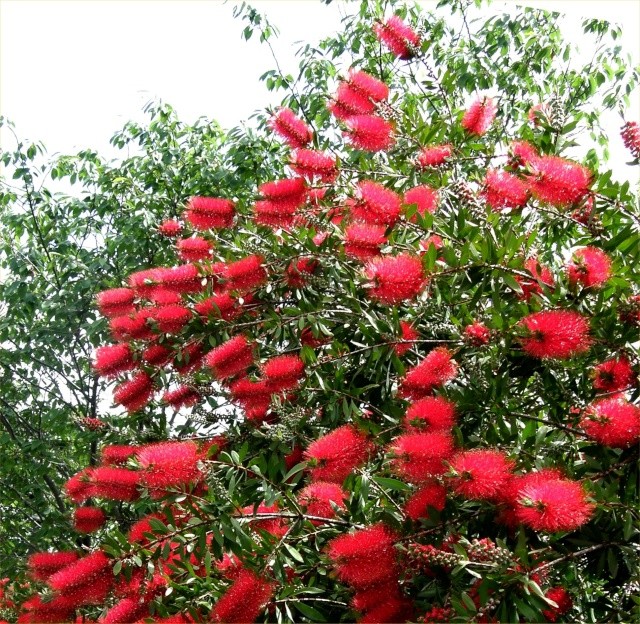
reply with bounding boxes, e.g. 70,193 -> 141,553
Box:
388,431 -> 454,483
374,15 -> 421,59
516,257 -> 555,300
304,425 -> 373,483
447,449 -> 514,501
348,68 -> 389,102
137,441 -> 201,490
417,144 -> 453,168
329,82 -> 376,120
64,468 -> 95,503
96,287 -> 136,318
482,169 -> 528,210
566,246 -> 612,288
403,396 -> 457,432
359,597 -> 414,623
184,196 -> 235,230
80,416 -> 106,430
90,466 -> 141,501
18,594 -> 77,623
518,310 -> 591,359
464,321 -> 490,345
196,292 -> 243,321
404,482 -> 447,521
73,507 -> 106,533
158,264 -> 204,294
268,107 -> 313,148
290,148 -> 338,182
102,597 -> 148,624
254,199 -> 296,230
224,255 -> 267,293
508,140 -> 539,169
345,115 -> 395,152
353,181 -> 402,226
101,444 -> 139,465
109,309 -> 154,342
113,371 -> 154,412
163,385 -> 201,409
351,581 -> 404,613
92,344 -> 134,377
526,155 -> 592,207
621,121 -> 640,159
419,235 -> 444,256
300,326 -> 331,348
285,257 -> 319,288
404,185 -> 440,220
424,606 -> 454,623
150,288 -> 182,306
344,222 -> 388,261
240,501 -> 288,537
262,354 -> 305,392
461,97 -> 497,136
510,472 -> 594,532
542,587 -> 573,622
230,377 -> 272,412
297,482 -> 347,525
210,568 -> 274,624
571,194 -> 595,224
284,445 -> 304,471
328,523 -> 400,588
151,304 -> 192,333
174,341 -> 205,374
580,396 -> 640,448
129,268 -> 163,297
592,355 -> 635,392
143,344 -> 173,367
394,320 -> 419,356
176,237 -> 213,262
47,550 -> 111,593
158,218 -> 182,237
205,335 -> 255,380
364,254 -> 426,305
27,552 -> 79,581
259,178 -> 307,208
400,348 -> 458,399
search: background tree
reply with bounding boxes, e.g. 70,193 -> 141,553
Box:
1,0 -> 639,622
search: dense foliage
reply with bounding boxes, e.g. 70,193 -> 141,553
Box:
1,0 -> 639,622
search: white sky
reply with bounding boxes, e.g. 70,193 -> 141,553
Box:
0,0 -> 639,175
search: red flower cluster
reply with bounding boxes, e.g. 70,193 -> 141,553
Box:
461,97 -> 497,136
255,178 -> 307,229
508,140 -> 538,169
394,320 -> 419,356
374,16 -> 421,59
290,148 -> 338,182
96,287 -> 135,317
344,222 -> 388,261
329,68 -> 388,120
516,257 -> 555,301
113,371 -> 154,412
163,385 -> 201,409
262,354 -> 305,392
365,254 -> 426,305
404,481 -> 447,521
158,218 -> 182,237
73,507 -> 106,533
591,355 -> 635,392
92,343 -> 134,377
47,550 -> 113,607
566,246 -> 611,288
269,107 -> 313,148
518,310 -> 591,359
400,347 -> 458,398
417,144 -> 453,168
136,440 -> 202,491
304,425 -> 373,483
353,180 -> 402,226
388,431 -> 454,482
27,552 -> 79,581
224,254 -> 267,292
526,155 -> 592,207
621,120 -> 640,159
184,196 -> 235,229
542,587 -> 573,622
447,449 -> 514,501
404,185 -> 440,219
285,257 -> 319,288
580,396 -> 640,448
464,321 -> 490,345
344,115 -> 395,152
403,396 -> 457,432
205,335 -> 255,380
176,236 -> 213,261
482,169 -> 528,210
297,482 -> 346,525
210,568 -> 274,624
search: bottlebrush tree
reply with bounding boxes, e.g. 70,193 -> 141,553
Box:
2,0 -> 640,622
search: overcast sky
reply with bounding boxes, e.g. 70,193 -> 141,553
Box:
1,0 -> 639,177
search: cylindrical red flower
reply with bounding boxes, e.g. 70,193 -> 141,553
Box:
515,257 -> 555,301
47,550 -> 112,594
566,246 -> 611,288
262,354 -> 305,392
461,97 -> 497,136
464,321 -> 490,345
394,320 -> 419,356
158,218 -> 182,237
579,396 -> 640,448
269,107 -> 313,148
542,587 -> 573,622
224,255 -> 267,293
447,449 -> 514,501
621,120 -> 640,159
196,292 -> 243,321
353,180 -> 402,226
89,466 -> 141,501
96,287 -> 136,318
344,222 -> 387,261
518,310 -> 591,359
113,371 -> 154,413
176,236 -> 213,262
158,264 -> 205,294
403,396 -> 457,432
27,552 -> 79,581
482,169 -> 528,210
210,568 -> 274,624
400,348 -> 458,399
373,15 -> 421,59
137,441 -> 202,490
404,481 -> 447,521
345,115 -> 395,152
304,425 -> 373,483
101,444 -> 140,465
526,155 -> 592,207
184,196 -> 235,229
92,343 -> 134,378
417,144 -> 453,168
508,140 -> 539,169
404,185 -> 440,219
290,148 -> 338,182
73,507 -> 106,533
591,355 -> 636,393
163,385 -> 201,409
151,304 -> 192,334
297,482 -> 347,525
205,335 -> 255,380
388,431 -> 454,483
364,254 -> 426,305
285,257 -> 319,288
